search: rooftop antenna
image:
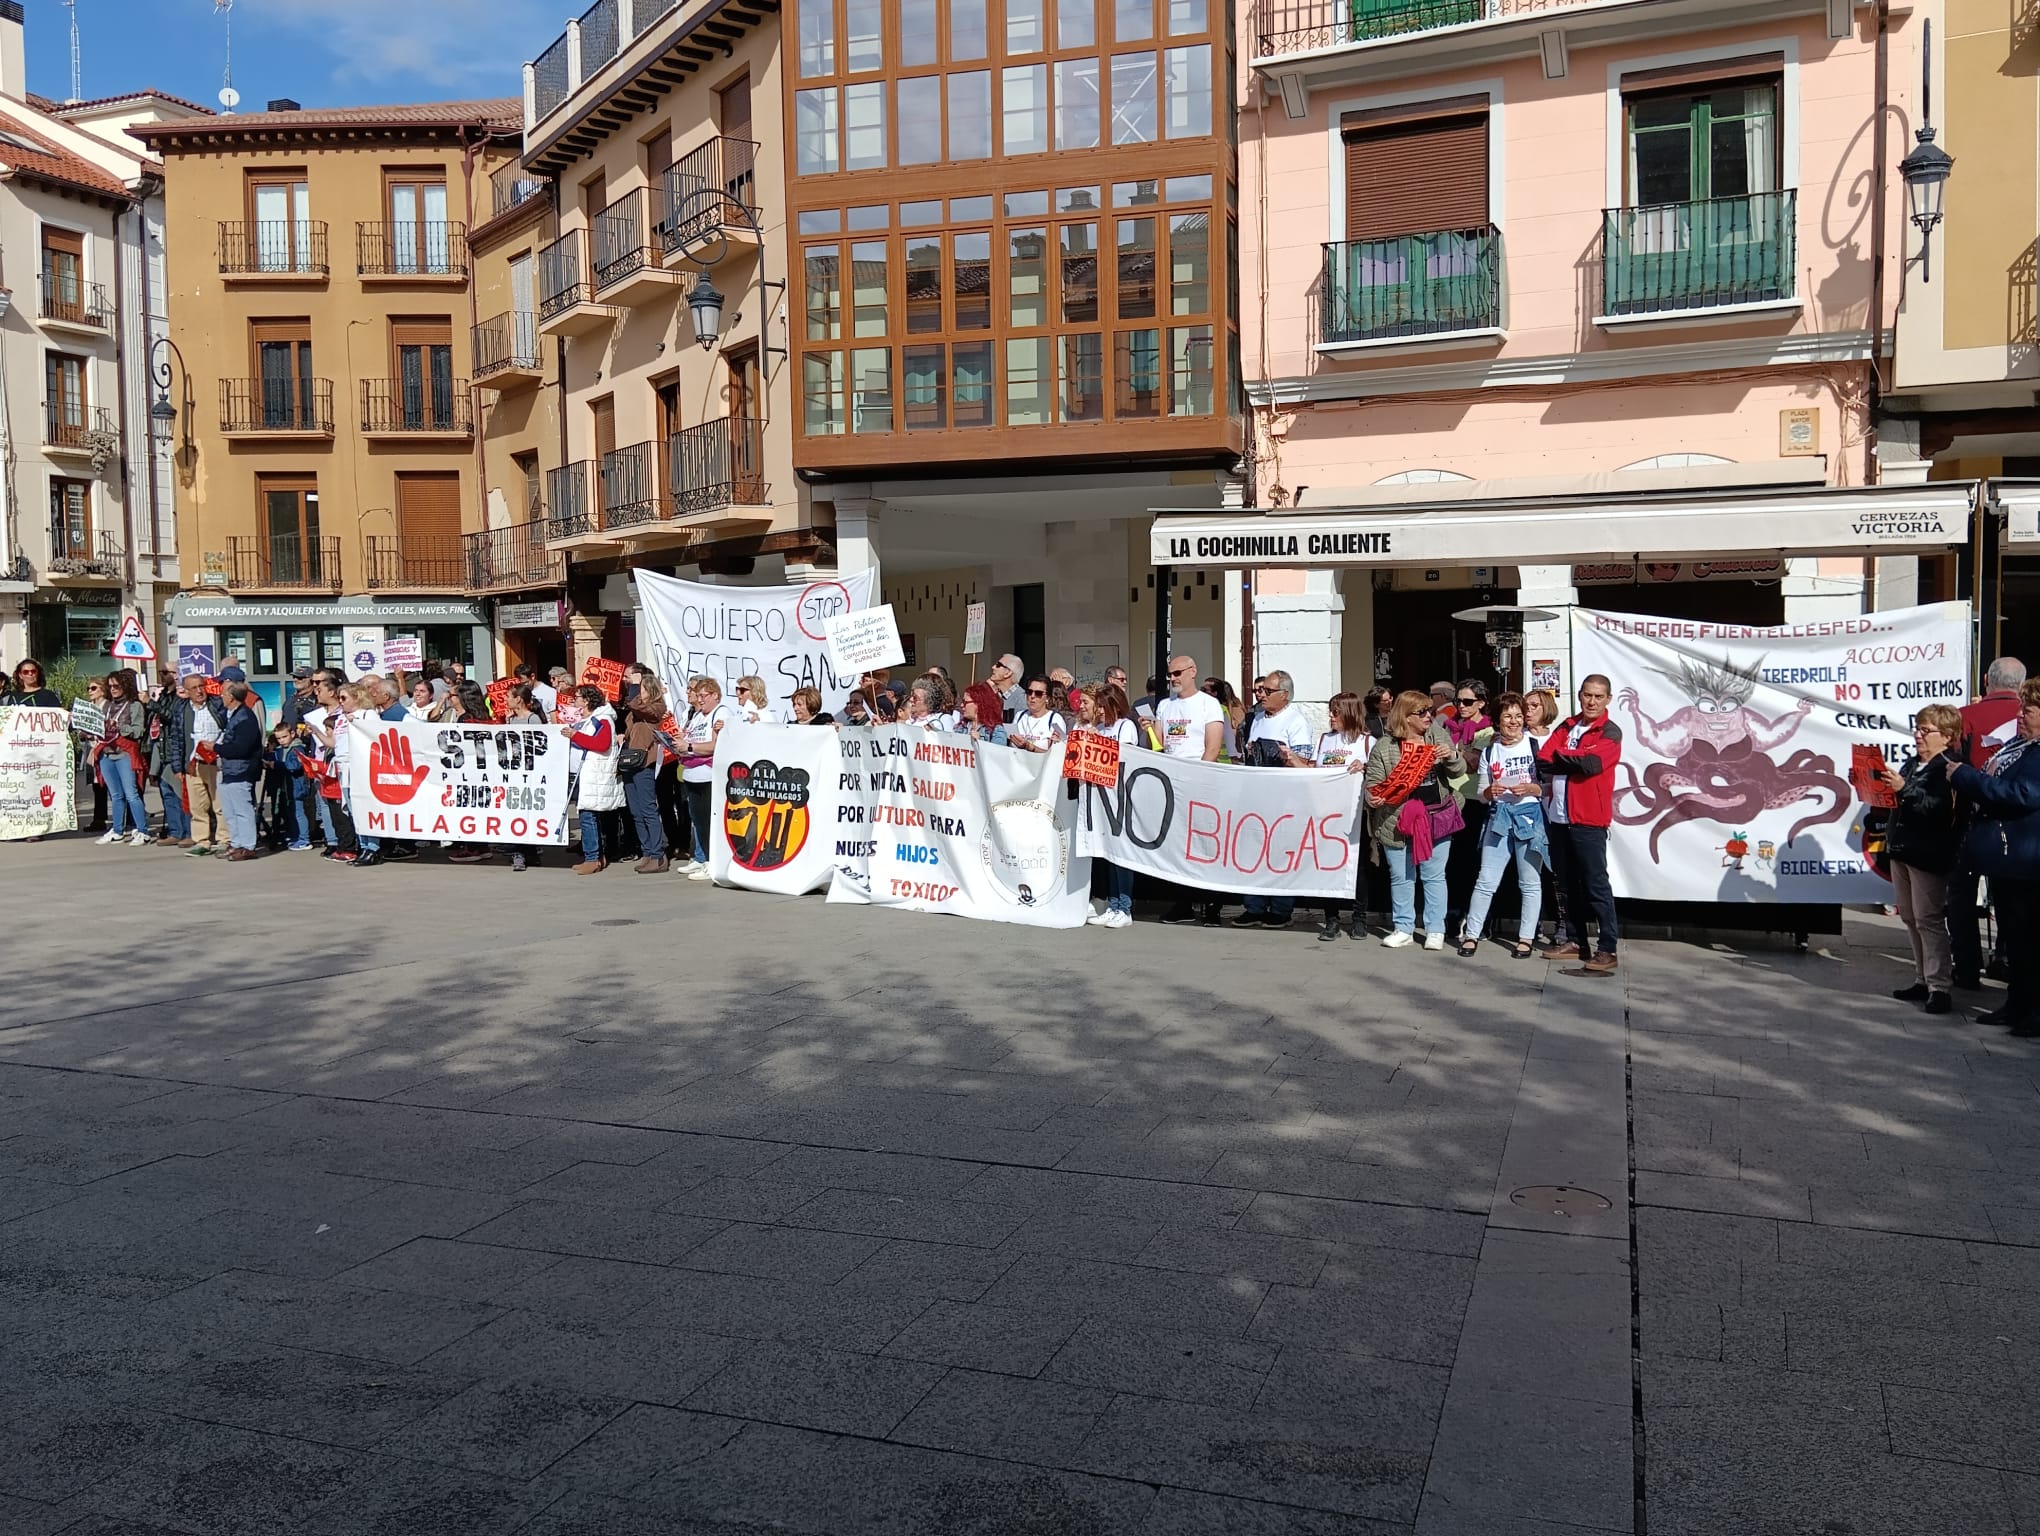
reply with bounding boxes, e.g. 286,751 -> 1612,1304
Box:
62,0 -> 79,103
213,0 -> 239,114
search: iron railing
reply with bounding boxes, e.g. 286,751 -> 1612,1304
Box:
660,138 -> 761,254
1601,190 -> 1796,318
45,404 -> 113,451
580,0 -> 620,72
473,312 -> 542,380
672,416 -> 768,514
546,461 -> 595,540
47,526 -> 122,576
356,221 -> 469,277
492,165 -> 550,219
1254,0 -> 1607,56
361,378 -> 474,435
220,377 -> 335,434
538,230 -> 590,320
466,518 -> 566,592
533,31 -> 571,120
600,441 -> 659,527
218,219 -> 328,276
365,533 -> 465,590
40,271 -> 113,329
592,189 -> 654,292
228,534 -> 341,591
1320,226 -> 1501,344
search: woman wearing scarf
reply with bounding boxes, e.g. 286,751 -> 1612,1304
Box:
1948,678 -> 2040,1035
91,668 -> 153,846
1362,690 -> 1462,951
1457,692 -> 1547,959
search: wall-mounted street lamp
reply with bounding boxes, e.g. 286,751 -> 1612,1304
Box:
148,334 -> 192,451
685,274 -> 726,351
666,182 -> 786,364
1898,18 -> 1955,283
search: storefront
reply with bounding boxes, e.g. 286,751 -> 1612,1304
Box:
493,598 -> 570,680
164,594 -> 494,712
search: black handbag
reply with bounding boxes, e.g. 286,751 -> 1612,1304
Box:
616,745 -> 650,777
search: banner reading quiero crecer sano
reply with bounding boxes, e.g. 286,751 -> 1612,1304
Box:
1073,753 -> 1365,900
635,567 -> 878,717
0,706 -> 77,840
1572,600 -> 1973,903
345,717 -> 572,847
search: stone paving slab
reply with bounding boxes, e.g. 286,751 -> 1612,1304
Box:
3,838 -> 2040,1531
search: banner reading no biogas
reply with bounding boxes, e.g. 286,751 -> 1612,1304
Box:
634,568 -> 878,716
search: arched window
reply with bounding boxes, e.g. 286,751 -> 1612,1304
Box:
1374,468 -> 1472,485
1618,453 -> 1733,471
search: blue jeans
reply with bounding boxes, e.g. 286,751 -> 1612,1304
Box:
1104,860 -> 1135,915
347,792 -> 379,854
1384,836 -> 1451,936
623,772 -> 665,860
101,752 -> 148,835
220,780 -> 258,850
1243,893 -> 1295,920
579,810 -> 603,861
158,774 -> 190,841
1463,830 -> 1543,943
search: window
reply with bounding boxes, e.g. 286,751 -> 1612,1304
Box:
45,351 -> 86,443
1169,212 -> 1207,313
1007,0 -> 1045,53
1117,216 -> 1156,319
41,225 -> 85,322
806,246 -> 843,338
899,76 -> 942,163
260,476 -> 322,582
852,347 -> 892,431
900,0 -> 938,65
395,472 -> 462,579
949,70 -> 991,159
906,232 -> 943,332
1627,81 -> 1778,205
385,174 -> 451,273
852,241 -> 889,335
248,174 -> 312,272
797,89 -> 840,174
953,340 -> 994,426
1059,0 -> 1096,48
49,479 -> 92,560
847,0 -> 884,70
804,351 -> 845,434
1114,328 -> 1162,418
391,320 -> 455,429
953,232 -> 992,329
1006,336 -> 1050,425
799,0 -> 835,76
1008,226 -> 1049,326
1115,0 -> 1152,41
1003,64 -> 1048,155
903,343 -> 946,429
1110,52 -> 1156,144
252,320 -> 315,429
952,0 -> 988,58
1170,324 -> 1213,414
1162,45 -> 1210,138
845,82 -> 887,170
1055,58 -> 1101,149
1059,333 -> 1103,422
514,451 -> 542,518
1061,222 -> 1098,322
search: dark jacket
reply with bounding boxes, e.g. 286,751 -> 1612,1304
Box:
1951,738 -> 2040,881
162,695 -> 229,775
217,707 -> 265,785
1886,751 -> 1961,876
280,685 -> 319,731
1537,713 -> 1624,829
0,685 -> 59,707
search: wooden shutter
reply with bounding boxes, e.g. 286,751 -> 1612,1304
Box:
42,225 -> 83,259
591,395 -> 616,461
1342,110 -> 1489,242
396,472 -> 463,543
719,74 -> 753,141
391,318 -> 452,349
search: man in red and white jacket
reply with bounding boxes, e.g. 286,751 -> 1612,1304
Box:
1538,674 -> 1624,975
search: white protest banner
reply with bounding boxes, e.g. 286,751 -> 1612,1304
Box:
1572,600 -> 1972,903
1073,753 -> 1364,900
635,567 -> 878,715
825,604 -> 905,674
964,602 -> 986,655
709,722 -> 842,895
0,706 -> 77,839
345,717 -> 572,846
827,725 -> 1091,927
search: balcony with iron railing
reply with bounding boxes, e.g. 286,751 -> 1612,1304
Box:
600,441 -> 661,528
593,188 -> 683,304
466,518 -> 566,593
545,461 -> 596,542
361,378 -> 474,438
219,220 -> 328,279
1319,226 -> 1502,347
491,164 -> 550,220
228,533 -> 341,592
46,527 -> 123,581
537,229 -> 618,337
527,0 -> 735,133
365,532 -> 465,590
474,311 -> 544,387
659,137 -> 762,259
220,377 -> 336,437
1255,0 -> 1609,63
45,404 -> 116,457
1599,189 -> 1797,322
673,416 -> 769,515
356,221 -> 470,280
39,271 -> 113,334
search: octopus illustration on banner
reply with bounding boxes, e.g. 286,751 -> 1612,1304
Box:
1612,653 -> 1852,863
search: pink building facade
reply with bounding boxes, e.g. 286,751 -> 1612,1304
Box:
1166,0 -> 1972,706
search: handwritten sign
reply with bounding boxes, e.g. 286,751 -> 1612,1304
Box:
964,601 -> 986,656
1850,744 -> 1896,809
581,657 -> 626,702
824,605 -> 906,674
383,636 -> 423,671
485,678 -> 516,720
68,700 -> 106,738
1062,730 -> 1122,788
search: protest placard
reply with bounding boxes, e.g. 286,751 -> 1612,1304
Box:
1061,730 -> 1121,788
824,605 -> 905,674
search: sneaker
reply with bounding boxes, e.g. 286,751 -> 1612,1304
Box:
1086,910 -> 1113,926
354,850 -> 385,868
1892,983 -> 1931,1003
1231,913 -> 1267,929
329,849 -> 359,864
1382,932 -> 1414,949
1422,932 -> 1445,952
1159,905 -> 1198,925
688,867 -> 712,881
675,858 -> 703,875
384,844 -> 419,861
1924,992 -> 1952,1015
511,853 -> 528,873
128,830 -> 151,846
1542,941 -> 1584,961
184,843 -> 212,857
1101,908 -> 1132,929
95,829 -> 121,845
288,841 -> 311,852
1317,922 -> 1341,943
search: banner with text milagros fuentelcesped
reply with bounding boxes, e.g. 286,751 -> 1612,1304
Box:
1072,754 -> 1365,900
0,706 -> 76,840
1571,600 -> 1972,903
345,717 -> 572,846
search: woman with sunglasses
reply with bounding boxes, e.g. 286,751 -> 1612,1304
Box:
1006,674 -> 1068,753
1363,690 -> 1462,950
1457,692 -> 1546,959
91,669 -> 154,846
1081,684 -> 1142,928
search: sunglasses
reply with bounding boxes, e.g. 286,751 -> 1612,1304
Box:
1413,707 -> 1435,717
1456,697 -> 1480,707
1026,688 -> 1049,698
1167,667 -> 1192,679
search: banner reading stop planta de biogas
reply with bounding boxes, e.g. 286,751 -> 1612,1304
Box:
346,718 -> 572,846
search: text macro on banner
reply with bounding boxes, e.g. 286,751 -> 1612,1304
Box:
345,718 -> 573,846
0,706 -> 78,840
1572,600 -> 1973,903
827,726 -> 1091,927
709,722 -> 843,895
635,568 -> 878,715
1073,752 -> 1365,900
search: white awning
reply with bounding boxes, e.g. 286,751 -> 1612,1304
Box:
1149,482 -> 1977,568
1998,480 -> 2040,547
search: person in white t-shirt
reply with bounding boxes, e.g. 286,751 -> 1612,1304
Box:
1459,691 -> 1547,958
1237,670 -> 1316,929
1314,691 -> 1375,942
677,676 -> 737,879
1155,654 -> 1227,925
1078,683 -> 1143,929
1006,675 -> 1068,751
733,675 -> 780,725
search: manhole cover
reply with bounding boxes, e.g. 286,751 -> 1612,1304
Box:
590,918 -> 639,927
1509,1185 -> 1612,1216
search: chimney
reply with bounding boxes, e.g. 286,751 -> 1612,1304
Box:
0,2 -> 25,102
266,97 -> 301,112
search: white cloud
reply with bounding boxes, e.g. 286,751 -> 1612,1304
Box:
245,0 -> 559,97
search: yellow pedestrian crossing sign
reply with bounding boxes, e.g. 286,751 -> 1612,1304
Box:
111,615 -> 157,663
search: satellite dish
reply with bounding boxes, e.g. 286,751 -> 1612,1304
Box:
219,86 -> 240,111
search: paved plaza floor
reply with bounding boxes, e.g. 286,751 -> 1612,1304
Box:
2,838 -> 2038,1534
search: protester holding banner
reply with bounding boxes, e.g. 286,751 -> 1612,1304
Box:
1458,693 -> 1547,960
1364,691 -> 1461,950
1880,703 -> 1963,1015
790,686 -> 829,726
1007,676 -> 1069,753
1079,684 -> 1142,929
569,686 -> 624,873
1539,676 -> 1623,976
678,676 -> 736,877
959,683 -> 1007,744
1313,692 -> 1375,942
1949,679 -> 2040,1035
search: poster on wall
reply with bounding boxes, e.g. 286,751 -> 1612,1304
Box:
0,706 -> 78,840
345,628 -> 384,678
1571,601 -> 1972,903
634,567 -> 879,715
344,717 -> 572,846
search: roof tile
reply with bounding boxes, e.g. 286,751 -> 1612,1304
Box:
0,108 -> 131,199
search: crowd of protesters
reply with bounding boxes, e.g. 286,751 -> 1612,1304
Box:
7,643 -> 2036,1028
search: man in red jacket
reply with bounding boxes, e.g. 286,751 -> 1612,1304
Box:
1539,674 -> 1624,975
1950,656 -> 2026,987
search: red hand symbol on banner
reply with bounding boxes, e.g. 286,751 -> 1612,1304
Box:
368,728 -> 431,805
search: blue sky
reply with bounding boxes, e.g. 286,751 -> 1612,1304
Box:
22,0 -> 561,110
